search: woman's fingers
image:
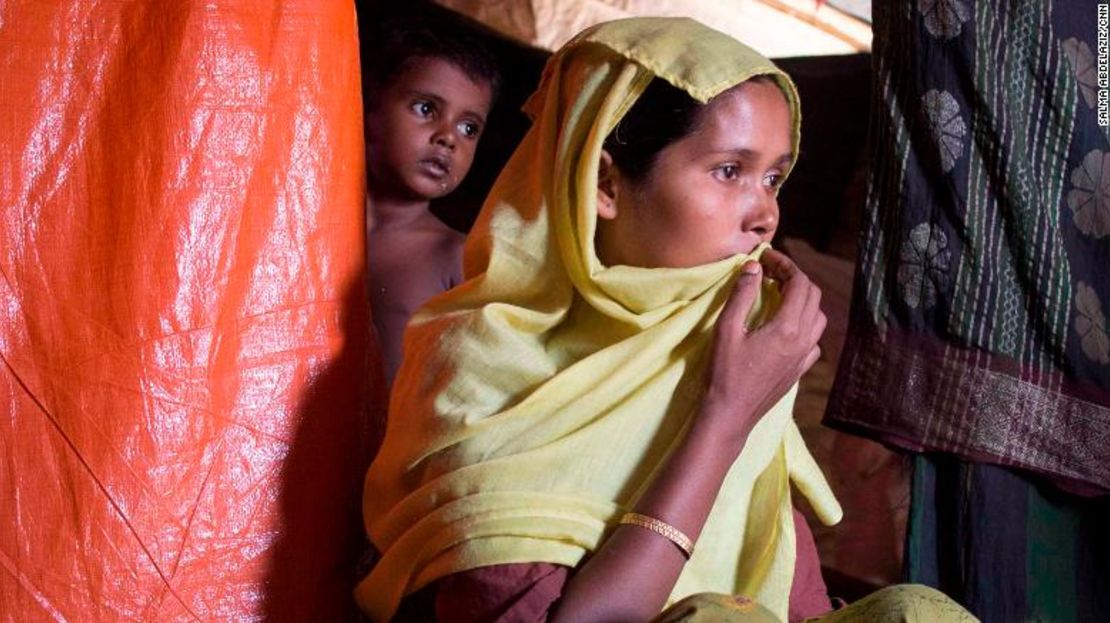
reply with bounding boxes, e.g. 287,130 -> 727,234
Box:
762,250 -> 812,326
759,250 -> 826,348
721,261 -> 763,334
759,248 -> 798,282
810,311 -> 828,345
801,345 -> 821,374
802,282 -> 824,332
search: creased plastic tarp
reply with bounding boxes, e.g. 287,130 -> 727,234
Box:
1,2 -> 380,621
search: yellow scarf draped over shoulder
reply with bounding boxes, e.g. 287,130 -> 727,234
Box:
358,17 -> 842,622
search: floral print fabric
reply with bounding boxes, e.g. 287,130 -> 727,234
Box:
827,0 -> 1110,490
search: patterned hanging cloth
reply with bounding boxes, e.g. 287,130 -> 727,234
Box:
828,0 -> 1110,503
826,1 -> 1110,620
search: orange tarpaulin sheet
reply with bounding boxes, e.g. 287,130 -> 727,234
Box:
1,2 -> 379,620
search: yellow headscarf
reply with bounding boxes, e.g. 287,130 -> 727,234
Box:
358,17 -> 841,622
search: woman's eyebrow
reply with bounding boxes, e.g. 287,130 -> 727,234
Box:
706,148 -> 795,165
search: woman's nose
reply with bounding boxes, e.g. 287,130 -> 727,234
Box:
744,195 -> 779,239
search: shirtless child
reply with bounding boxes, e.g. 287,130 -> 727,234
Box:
363,19 -> 500,383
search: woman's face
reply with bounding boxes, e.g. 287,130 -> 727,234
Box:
595,79 -> 793,269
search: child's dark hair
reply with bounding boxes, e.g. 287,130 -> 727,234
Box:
604,75 -> 783,183
362,16 -> 502,109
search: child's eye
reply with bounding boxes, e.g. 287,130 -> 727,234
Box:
458,120 -> 482,138
713,164 -> 740,181
410,100 -> 435,117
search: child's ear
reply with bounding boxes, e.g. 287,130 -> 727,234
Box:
597,149 -> 619,220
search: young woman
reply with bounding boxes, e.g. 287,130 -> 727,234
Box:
358,17 -> 973,623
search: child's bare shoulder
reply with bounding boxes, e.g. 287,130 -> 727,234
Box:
370,214 -> 464,290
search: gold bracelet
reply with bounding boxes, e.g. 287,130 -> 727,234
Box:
618,512 -> 694,559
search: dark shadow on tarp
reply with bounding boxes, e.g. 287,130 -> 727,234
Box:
261,274 -> 386,622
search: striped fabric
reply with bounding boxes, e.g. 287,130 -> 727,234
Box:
906,456 -> 1110,623
826,0 -> 1110,492
827,1 -> 1110,620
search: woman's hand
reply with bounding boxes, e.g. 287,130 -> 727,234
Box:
550,249 -> 824,623
700,249 -> 826,452
550,249 -> 825,623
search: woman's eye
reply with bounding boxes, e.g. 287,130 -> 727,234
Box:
714,164 -> 740,181
458,120 -> 482,138
764,173 -> 783,189
410,101 -> 435,117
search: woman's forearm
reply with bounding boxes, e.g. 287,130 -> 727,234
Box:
548,403 -> 751,623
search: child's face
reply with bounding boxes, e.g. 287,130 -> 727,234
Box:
367,57 -> 493,202
596,80 -> 792,268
